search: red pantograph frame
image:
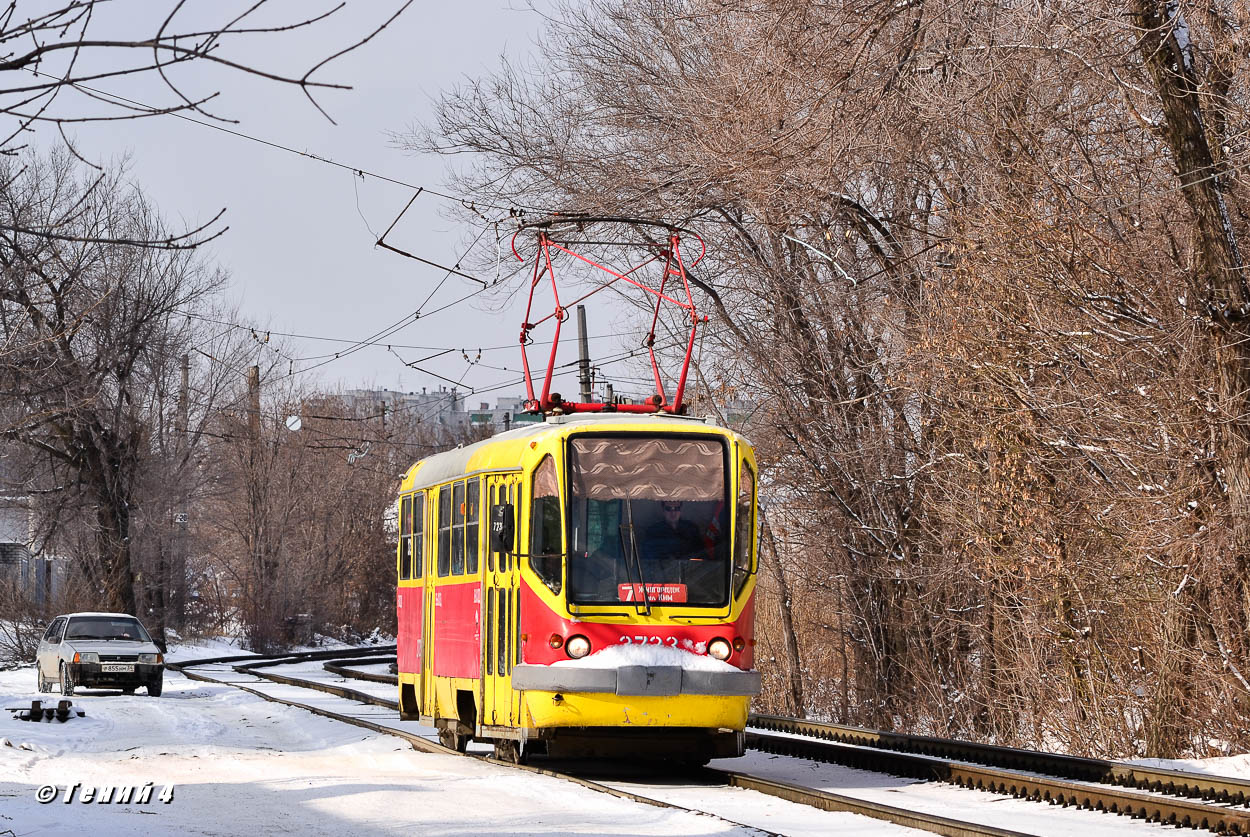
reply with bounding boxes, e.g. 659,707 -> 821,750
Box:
511,219 -> 707,415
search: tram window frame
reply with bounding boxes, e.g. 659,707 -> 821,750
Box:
500,485 -> 511,572
466,478 -> 480,575
496,587 -> 507,675
452,480 -> 466,575
733,460 -> 756,597
487,485 -> 496,573
399,494 -> 413,581
529,455 -> 563,594
563,431 -> 733,608
514,588 -> 521,670
485,587 -> 494,677
438,484 -> 452,577
412,492 -> 425,578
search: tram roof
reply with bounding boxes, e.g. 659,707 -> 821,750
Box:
401,412 -> 740,491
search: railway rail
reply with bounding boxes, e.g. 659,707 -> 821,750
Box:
168,649 -> 1028,837
750,714 -> 1250,807
307,652 -> 1250,834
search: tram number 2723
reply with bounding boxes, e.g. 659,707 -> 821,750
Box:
619,635 -> 682,647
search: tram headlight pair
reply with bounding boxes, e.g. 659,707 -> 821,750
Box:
565,635 -> 591,659
707,638 -> 732,661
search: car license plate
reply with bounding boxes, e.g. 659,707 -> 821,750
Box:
101,663 -> 133,673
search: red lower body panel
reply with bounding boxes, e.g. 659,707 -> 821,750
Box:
433,582 -> 481,678
397,586 -> 423,673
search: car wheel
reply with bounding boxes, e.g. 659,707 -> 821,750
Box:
147,677 -> 162,697
36,667 -> 47,693
59,663 -> 74,696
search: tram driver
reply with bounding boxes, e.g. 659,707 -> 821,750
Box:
643,500 -> 704,563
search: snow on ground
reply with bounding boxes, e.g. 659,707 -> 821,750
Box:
706,751 -> 1179,837
0,663 -> 752,837
1127,752 -> 1250,781
6,635 -> 1242,836
261,658 -> 400,703
162,635 -> 253,664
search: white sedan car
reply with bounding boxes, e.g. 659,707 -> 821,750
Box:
35,612 -> 165,696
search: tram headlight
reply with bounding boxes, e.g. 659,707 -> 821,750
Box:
565,635 -> 591,659
548,634 -> 564,650
708,638 -> 732,661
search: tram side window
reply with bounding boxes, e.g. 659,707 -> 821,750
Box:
438,484 -> 452,577
466,478 -> 480,574
412,493 -> 425,577
733,461 -> 755,596
399,495 -> 412,580
485,588 -> 494,676
452,480 -> 466,575
496,588 -> 507,675
530,455 -> 562,593
487,485 -> 496,573
500,485 -> 511,573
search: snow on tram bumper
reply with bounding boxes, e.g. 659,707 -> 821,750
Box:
511,662 -> 760,696
511,644 -> 760,698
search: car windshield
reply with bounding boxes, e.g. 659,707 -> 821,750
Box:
64,617 -> 151,642
567,435 -> 730,606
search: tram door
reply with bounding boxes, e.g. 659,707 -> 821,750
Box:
483,474 -> 522,726
421,487 -> 440,716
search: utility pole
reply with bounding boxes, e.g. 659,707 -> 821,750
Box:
172,353 -> 189,629
577,304 -> 592,403
245,365 -> 272,648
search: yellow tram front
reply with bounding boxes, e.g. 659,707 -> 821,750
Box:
395,412 -> 760,762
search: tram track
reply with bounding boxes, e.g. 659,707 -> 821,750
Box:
169,650 -> 783,837
303,653 -> 1250,834
170,649 -> 1030,836
750,713 -> 1250,807
748,715 -> 1250,834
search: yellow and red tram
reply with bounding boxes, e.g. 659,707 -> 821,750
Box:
395,411 -> 760,762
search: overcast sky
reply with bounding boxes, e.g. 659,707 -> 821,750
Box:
36,1 -> 647,407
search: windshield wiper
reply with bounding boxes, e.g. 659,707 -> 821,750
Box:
619,499 -> 651,615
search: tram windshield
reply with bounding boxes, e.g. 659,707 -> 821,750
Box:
567,435 -> 730,606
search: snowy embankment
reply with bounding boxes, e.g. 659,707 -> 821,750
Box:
1126,753 -> 1250,780
0,638 -> 750,837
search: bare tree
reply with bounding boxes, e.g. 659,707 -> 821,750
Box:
198,381 -> 477,651
0,149 -> 227,626
0,0 -> 412,247
408,0 -> 1250,757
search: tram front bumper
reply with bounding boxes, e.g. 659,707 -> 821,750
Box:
511,664 -> 760,697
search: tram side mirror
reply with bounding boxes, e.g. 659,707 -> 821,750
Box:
489,504 -> 515,553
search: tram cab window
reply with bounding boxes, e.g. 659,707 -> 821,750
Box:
412,493 -> 425,577
530,455 -> 563,593
438,484 -> 452,577
399,495 -> 413,580
733,462 -> 755,596
567,436 -> 730,607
